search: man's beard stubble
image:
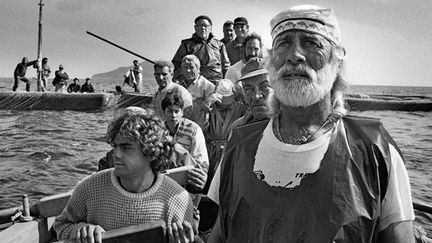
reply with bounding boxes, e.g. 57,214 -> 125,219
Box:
268,60 -> 338,108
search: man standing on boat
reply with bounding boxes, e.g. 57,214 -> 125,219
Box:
172,15 -> 230,84
123,60 -> 143,93
54,108 -> 196,243
35,57 -> 51,92
207,5 -> 415,242
52,64 -> 69,93
12,57 -> 37,92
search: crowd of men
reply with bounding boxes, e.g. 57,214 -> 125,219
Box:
12,58 -> 94,93
51,5 -> 426,243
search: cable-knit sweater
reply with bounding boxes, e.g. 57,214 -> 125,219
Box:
53,169 -> 194,240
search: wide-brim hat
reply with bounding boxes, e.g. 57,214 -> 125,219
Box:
238,57 -> 268,82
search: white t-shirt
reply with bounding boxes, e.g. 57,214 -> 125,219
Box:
207,119 -> 414,231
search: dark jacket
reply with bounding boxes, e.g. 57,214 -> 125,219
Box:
14,60 -> 37,77
81,83 -> 94,93
218,116 -> 399,242
67,83 -> 81,93
172,33 -> 230,82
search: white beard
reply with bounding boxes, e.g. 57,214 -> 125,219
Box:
268,61 -> 338,107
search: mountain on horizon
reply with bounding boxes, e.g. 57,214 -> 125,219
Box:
92,61 -> 155,80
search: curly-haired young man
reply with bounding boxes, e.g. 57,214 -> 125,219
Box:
54,108 -> 196,243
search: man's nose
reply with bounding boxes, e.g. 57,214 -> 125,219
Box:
286,41 -> 306,65
113,147 -> 121,159
253,89 -> 264,100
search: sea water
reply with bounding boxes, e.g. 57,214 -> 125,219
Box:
0,78 -> 431,235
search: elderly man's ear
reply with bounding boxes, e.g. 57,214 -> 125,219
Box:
335,46 -> 346,60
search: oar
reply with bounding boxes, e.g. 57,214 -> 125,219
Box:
86,31 -> 155,64
413,201 -> 432,215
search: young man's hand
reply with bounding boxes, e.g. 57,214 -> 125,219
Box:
168,221 -> 195,243
72,224 -> 105,243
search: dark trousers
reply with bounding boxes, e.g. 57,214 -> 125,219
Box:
13,76 -> 31,91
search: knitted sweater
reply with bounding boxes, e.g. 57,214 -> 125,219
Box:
53,169 -> 194,240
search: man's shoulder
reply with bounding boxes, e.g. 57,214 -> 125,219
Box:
226,40 -> 235,49
76,169 -> 112,190
172,83 -> 191,94
342,115 -> 386,137
209,36 -> 224,46
228,118 -> 270,144
181,117 -> 200,130
197,75 -> 213,86
160,174 -> 188,194
233,60 -> 246,68
181,35 -> 199,45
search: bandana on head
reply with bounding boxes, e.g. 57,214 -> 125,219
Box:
270,5 -> 341,45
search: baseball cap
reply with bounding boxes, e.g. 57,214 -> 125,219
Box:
216,79 -> 235,97
234,17 -> 248,25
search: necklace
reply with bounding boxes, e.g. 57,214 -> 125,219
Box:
273,113 -> 340,145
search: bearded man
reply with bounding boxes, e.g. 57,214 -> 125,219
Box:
207,5 -> 415,243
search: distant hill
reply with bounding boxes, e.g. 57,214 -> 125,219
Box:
92,61 -> 155,80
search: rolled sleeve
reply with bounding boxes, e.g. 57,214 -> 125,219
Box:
379,144 -> 415,231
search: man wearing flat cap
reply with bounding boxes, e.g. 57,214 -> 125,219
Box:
225,17 -> 250,64
172,15 -> 230,84
229,57 -> 271,127
207,5 -> 415,242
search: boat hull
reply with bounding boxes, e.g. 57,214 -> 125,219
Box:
0,91 -> 431,112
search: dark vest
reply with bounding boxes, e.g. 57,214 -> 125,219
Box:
219,115 -> 401,243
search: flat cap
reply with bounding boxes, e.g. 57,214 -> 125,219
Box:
239,57 -> 268,81
195,15 -> 212,25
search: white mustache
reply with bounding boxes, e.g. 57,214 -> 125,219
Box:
276,64 -> 315,82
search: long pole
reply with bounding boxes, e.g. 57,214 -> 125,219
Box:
86,31 -> 155,64
36,0 -> 44,91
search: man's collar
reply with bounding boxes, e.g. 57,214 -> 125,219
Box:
158,82 -> 174,91
181,75 -> 201,89
192,33 -> 214,42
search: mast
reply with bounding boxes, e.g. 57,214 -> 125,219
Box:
36,0 -> 44,91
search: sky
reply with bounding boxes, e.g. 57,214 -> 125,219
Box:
0,0 -> 431,87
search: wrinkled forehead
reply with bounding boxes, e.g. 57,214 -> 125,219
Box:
181,60 -> 198,68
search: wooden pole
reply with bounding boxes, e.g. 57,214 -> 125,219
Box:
86,31 -> 155,64
36,0 -> 44,91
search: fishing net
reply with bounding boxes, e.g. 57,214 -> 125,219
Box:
0,92 -> 154,111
